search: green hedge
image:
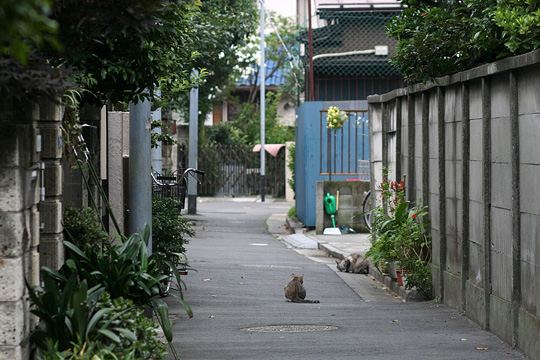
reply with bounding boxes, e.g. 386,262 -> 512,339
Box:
389,0 -> 540,83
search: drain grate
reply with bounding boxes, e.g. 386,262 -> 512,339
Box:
240,325 -> 338,333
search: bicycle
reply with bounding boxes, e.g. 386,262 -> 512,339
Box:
155,167 -> 204,297
362,190 -> 373,231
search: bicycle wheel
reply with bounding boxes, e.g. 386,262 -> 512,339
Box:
159,270 -> 173,297
362,190 -> 373,231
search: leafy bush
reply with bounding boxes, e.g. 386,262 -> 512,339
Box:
366,175 -> 432,297
96,294 -> 166,359
63,207 -> 109,251
30,272 -> 165,359
62,227 -> 166,306
152,198 -> 194,256
287,143 -> 295,194
287,206 -> 297,220
39,341 -> 125,360
29,273 -> 110,353
493,0 -> 540,53
387,0 -> 540,83
388,0 -> 503,83
60,226 -> 192,352
208,92 -> 294,146
29,269 -> 131,358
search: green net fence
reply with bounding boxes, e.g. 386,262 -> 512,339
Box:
302,10 -> 401,78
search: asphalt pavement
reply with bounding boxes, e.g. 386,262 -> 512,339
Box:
168,198 -> 526,360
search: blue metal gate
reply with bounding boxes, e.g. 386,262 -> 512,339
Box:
295,100 -> 369,227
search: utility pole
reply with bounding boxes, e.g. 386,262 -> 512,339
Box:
128,97 -> 152,252
187,70 -> 199,214
307,0 -> 315,101
260,0 -> 266,202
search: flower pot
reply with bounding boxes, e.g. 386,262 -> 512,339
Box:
396,269 -> 405,287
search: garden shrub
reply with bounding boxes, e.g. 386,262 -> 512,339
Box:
96,294 -> 166,359
63,207 -> 109,251
31,225 -> 192,359
493,0 -> 540,53
287,143 -> 295,195
287,206 -> 297,220
388,0 -> 540,83
366,175 -> 432,297
152,198 -> 194,256
29,270 -> 164,359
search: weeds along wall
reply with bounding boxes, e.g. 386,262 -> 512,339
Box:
368,49 -> 540,360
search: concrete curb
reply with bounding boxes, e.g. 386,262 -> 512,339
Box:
316,242 -> 346,260
284,216 -> 305,233
368,264 -> 427,302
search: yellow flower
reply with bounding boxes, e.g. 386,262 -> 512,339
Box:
326,106 -> 347,129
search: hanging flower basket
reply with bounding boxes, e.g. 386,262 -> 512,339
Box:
326,106 -> 348,129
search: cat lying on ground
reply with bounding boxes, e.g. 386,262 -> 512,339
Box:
284,274 -> 320,303
336,253 -> 369,274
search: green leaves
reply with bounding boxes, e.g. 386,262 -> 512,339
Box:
366,177 -> 432,297
0,0 -> 59,64
387,0 -> 504,83
63,207 -> 110,253
389,0 -> 540,83
493,1 -> 540,54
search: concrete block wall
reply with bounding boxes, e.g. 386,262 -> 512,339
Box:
368,49 -> 540,360
38,100 -> 64,270
315,180 -> 370,234
0,97 -> 42,359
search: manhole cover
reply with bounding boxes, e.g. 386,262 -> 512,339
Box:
240,325 -> 338,333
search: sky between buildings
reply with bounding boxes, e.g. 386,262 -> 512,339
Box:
265,0 -> 296,18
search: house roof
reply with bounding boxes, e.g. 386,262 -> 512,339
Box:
301,10 -> 401,77
237,59 -> 288,88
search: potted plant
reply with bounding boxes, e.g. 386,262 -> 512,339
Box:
366,171 -> 432,297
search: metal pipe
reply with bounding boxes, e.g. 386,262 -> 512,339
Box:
188,70 -> 199,214
260,0 -> 266,202
307,0 -> 315,101
128,97 -> 152,252
312,49 -> 375,60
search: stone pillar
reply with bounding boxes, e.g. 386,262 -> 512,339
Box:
0,97 -> 41,359
38,99 -> 64,270
107,112 -> 127,237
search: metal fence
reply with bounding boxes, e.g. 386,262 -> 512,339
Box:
196,143 -> 285,198
320,109 -> 369,177
295,100 -> 369,227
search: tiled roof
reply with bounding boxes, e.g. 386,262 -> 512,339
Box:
237,59 -> 288,87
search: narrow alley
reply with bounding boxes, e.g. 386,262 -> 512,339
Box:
170,199 -> 525,360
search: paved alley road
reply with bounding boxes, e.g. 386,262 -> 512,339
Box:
169,199 -> 525,360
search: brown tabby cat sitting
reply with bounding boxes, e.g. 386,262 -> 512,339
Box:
284,274 -> 320,303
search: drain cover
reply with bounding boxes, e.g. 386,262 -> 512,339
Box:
241,325 -> 338,333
